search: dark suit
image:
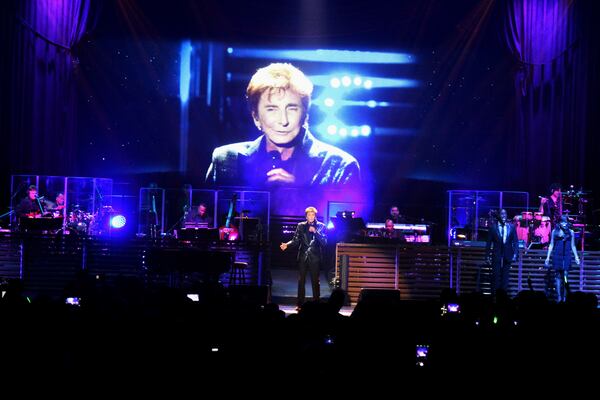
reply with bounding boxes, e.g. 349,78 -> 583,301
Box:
485,222 -> 519,295
206,129 -> 360,187
287,220 -> 327,306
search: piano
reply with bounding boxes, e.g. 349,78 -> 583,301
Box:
366,222 -> 431,243
146,247 -> 233,280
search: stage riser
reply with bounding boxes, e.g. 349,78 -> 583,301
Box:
337,243 -> 600,304
0,234 -> 268,298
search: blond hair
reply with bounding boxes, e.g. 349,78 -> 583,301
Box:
305,206 -> 318,215
246,63 -> 313,115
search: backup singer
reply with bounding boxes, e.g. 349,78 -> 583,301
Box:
544,215 -> 580,302
485,209 -> 519,298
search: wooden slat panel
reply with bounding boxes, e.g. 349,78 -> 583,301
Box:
338,243 -> 600,304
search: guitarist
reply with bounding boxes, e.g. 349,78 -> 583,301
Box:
280,206 -> 327,309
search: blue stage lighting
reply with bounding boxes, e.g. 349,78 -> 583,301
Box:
339,128 -> 348,137
364,79 -> 373,89
360,125 -> 372,136
179,40 -> 192,104
341,76 -> 352,87
226,48 -> 414,64
327,125 -> 338,135
324,97 -> 335,107
353,76 -> 362,86
367,100 -> 377,108
330,77 -> 341,88
350,128 -> 359,137
110,215 -> 127,229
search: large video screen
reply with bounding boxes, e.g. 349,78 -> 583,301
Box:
77,39 -> 511,220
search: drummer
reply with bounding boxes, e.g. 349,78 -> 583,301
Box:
47,192 -> 66,216
539,183 -> 562,224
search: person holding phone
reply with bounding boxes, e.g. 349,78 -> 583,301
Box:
544,215 -> 580,302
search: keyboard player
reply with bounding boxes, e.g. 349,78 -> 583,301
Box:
185,203 -> 213,228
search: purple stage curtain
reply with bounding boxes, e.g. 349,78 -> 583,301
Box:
504,0 -> 587,189
10,0 -> 91,175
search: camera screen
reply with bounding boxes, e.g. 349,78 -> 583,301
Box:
65,297 -> 80,306
187,294 -> 199,302
416,345 -> 429,358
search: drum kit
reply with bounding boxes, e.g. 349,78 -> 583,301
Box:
561,188 -> 590,221
62,205 -> 116,235
514,211 -> 551,244
515,187 -> 592,246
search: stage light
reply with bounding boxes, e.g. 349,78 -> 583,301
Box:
341,76 -> 352,87
350,128 -> 359,137
364,79 -> 373,89
360,125 -> 371,136
179,40 -> 192,104
227,47 -> 233,54
353,76 -> 362,86
339,128 -> 348,137
324,98 -> 335,107
110,215 -> 127,229
327,125 -> 338,135
367,100 -> 377,108
327,221 -> 334,229
330,77 -> 341,88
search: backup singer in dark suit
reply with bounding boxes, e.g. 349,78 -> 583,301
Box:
280,206 -> 327,309
485,209 -> 519,297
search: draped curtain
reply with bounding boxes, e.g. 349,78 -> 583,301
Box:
9,0 -> 91,175
504,0 -> 587,190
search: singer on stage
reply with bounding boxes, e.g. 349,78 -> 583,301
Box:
280,206 -> 327,309
485,209 -> 519,298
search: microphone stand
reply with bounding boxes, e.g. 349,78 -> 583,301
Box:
165,206 -> 190,237
35,196 -> 46,215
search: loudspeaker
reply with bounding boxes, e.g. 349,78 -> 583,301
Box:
357,289 -> 401,305
228,285 -> 269,306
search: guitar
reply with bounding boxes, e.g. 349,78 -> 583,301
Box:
219,193 -> 239,241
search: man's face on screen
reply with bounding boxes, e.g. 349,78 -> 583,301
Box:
253,89 -> 306,147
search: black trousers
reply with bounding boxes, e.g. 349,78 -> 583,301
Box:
491,257 -> 512,296
297,255 -> 320,306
